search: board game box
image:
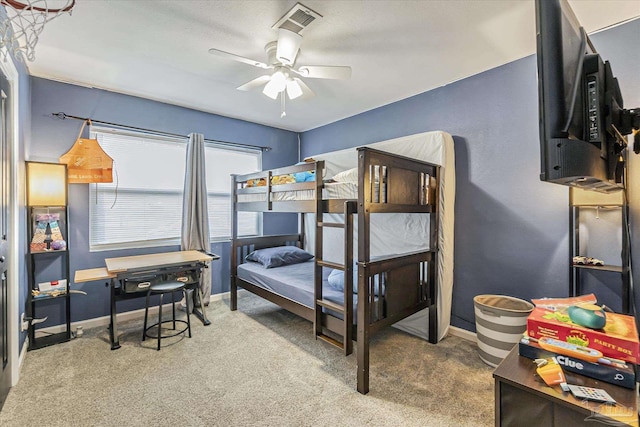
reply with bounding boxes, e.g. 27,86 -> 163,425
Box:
518,335 -> 636,389
527,295 -> 640,364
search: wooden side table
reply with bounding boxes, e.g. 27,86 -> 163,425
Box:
493,346 -> 638,427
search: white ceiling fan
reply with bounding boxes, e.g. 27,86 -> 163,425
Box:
208,3 -> 351,117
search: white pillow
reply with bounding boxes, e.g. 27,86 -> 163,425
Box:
331,167 -> 358,183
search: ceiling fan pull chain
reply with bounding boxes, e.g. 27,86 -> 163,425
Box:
280,92 -> 287,118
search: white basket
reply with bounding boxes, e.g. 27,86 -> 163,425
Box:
474,295 -> 534,367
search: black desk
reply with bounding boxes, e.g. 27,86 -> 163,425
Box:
75,250 -> 219,349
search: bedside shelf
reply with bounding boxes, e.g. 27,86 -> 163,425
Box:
32,292 -> 68,302
571,264 -> 623,273
26,161 -> 72,351
29,331 -> 71,350
30,249 -> 68,256
27,204 -> 71,350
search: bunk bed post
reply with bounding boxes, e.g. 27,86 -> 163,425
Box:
356,148 -> 371,394
343,200 -> 355,356
299,212 -> 305,248
428,168 -> 440,344
266,171 -> 273,211
230,174 -> 238,311
313,161 -> 324,342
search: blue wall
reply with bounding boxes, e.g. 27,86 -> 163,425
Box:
301,19 -> 640,331
28,78 -> 299,326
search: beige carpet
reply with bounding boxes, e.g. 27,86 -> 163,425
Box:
0,292 -> 494,426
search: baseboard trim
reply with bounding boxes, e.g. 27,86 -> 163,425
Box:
448,325 -> 476,343
234,290 -> 475,343
33,292 -> 230,336
15,336 -> 29,385
210,291 -> 229,303
29,290 -> 469,342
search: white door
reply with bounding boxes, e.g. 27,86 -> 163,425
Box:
0,77 -> 10,408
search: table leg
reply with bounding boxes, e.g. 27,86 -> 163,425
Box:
110,278 -> 121,350
494,379 -> 501,427
192,284 -> 211,326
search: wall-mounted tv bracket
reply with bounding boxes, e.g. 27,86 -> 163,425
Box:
620,108 -> 640,154
605,108 -> 638,183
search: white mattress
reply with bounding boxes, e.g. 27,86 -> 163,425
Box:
237,181 -> 358,203
303,131 -> 455,342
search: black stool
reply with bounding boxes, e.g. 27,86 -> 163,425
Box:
142,281 -> 191,350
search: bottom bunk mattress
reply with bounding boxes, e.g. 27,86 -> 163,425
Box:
237,260 -> 341,309
237,260 -> 378,321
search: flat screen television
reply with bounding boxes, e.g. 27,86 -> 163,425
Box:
535,0 -> 637,193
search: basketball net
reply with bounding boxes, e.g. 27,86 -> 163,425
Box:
0,0 -> 75,62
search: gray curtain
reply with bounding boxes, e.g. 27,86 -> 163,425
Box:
181,132 -> 211,304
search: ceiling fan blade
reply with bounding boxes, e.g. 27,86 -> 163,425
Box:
297,65 -> 351,80
291,78 -> 315,99
237,75 -> 272,91
276,28 -> 302,66
208,48 -> 271,69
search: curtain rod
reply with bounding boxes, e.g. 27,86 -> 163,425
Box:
51,112 -> 271,152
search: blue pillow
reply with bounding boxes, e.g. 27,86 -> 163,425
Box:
327,268 -> 383,295
245,246 -> 313,268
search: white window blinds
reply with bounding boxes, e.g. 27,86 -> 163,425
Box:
89,127 -> 261,251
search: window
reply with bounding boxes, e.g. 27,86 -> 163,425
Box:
204,144 -> 261,241
89,127 -> 261,251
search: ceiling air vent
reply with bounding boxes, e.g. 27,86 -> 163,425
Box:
272,2 -> 322,35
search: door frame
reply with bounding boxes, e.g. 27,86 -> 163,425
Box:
0,51 -> 21,387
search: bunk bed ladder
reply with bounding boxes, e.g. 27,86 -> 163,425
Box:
314,197 -> 355,356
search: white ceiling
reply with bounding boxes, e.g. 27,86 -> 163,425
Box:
22,0 -> 640,132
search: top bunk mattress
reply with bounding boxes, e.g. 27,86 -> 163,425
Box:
237,181 -> 358,203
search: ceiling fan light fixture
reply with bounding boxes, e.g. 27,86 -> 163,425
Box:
276,28 -> 302,65
286,78 -> 303,100
263,69 -> 288,99
262,80 -> 280,99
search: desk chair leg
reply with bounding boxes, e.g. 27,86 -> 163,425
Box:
183,288 -> 192,338
142,291 -> 151,342
157,293 -> 163,351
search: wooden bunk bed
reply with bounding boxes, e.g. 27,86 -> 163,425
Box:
230,147 -> 440,394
